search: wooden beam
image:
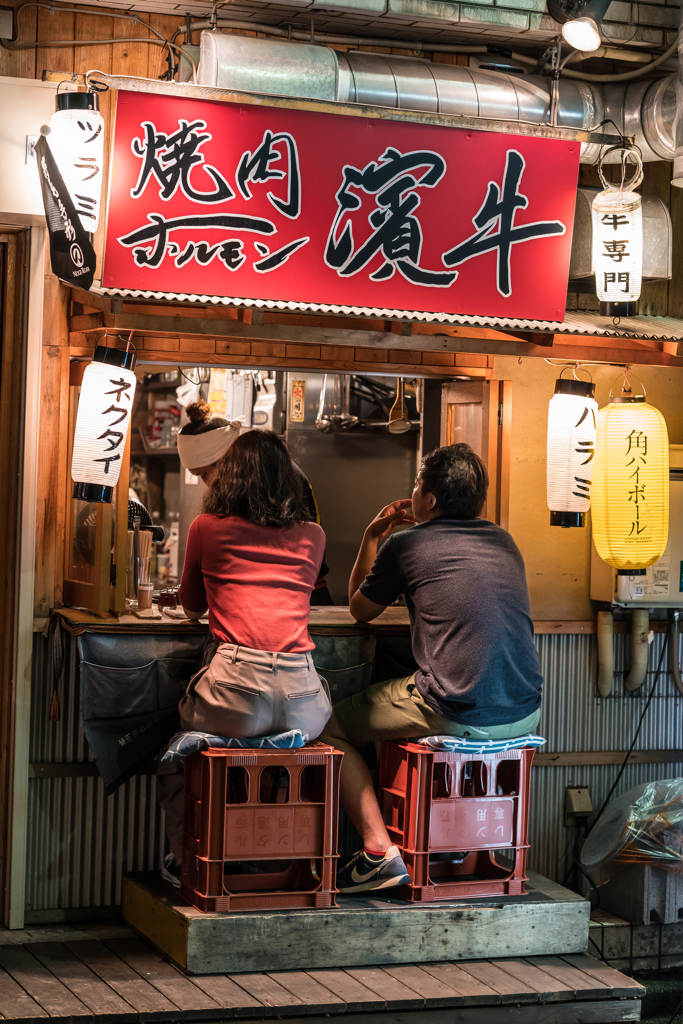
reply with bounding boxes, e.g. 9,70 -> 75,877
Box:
69,344 -> 490,379
68,308 -> 683,368
536,750 -> 683,766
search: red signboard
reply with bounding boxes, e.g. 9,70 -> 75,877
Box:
103,90 -> 581,322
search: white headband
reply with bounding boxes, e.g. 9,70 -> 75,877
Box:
177,420 -> 244,470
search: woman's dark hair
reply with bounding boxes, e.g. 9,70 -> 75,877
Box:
180,398 -> 228,436
203,430 -> 311,527
419,443 -> 488,519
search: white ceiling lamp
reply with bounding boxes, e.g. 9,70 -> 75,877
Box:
561,16 -> 601,51
47,87 -> 105,233
547,0 -> 610,53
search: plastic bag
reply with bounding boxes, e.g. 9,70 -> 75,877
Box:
581,777 -> 683,884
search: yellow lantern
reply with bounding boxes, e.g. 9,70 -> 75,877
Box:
592,377 -> 669,576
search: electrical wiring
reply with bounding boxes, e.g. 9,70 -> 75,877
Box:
0,2 -> 198,82
587,613 -> 674,839
512,39 -> 678,81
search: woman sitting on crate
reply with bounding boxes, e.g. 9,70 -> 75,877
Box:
157,428 -> 332,887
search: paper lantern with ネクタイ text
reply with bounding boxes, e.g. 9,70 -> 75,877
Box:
70,346 -> 137,504
48,91 -> 105,232
547,374 -> 598,528
591,391 -> 669,575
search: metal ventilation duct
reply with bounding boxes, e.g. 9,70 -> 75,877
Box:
198,32 -> 677,164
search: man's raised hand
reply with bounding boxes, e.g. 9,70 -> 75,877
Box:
365,499 -> 416,541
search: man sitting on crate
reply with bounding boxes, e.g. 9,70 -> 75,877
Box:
320,442 -> 543,895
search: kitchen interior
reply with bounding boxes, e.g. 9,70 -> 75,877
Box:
121,367 -> 442,605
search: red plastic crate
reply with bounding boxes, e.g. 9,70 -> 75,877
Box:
180,743 -> 343,912
378,741 -> 536,902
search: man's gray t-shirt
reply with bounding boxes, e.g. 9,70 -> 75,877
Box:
359,518 -> 542,726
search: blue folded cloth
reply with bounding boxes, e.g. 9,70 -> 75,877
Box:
161,729 -> 309,762
413,733 -> 546,753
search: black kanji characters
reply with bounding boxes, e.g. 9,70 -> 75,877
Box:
131,120 -> 234,203
442,150 -> 565,297
236,131 -> 301,219
325,147 -> 457,287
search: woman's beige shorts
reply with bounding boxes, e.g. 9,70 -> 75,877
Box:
179,642 -> 332,740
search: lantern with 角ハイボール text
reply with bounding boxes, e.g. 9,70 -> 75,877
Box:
591,380 -> 669,575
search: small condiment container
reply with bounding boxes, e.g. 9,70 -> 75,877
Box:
158,587 -> 179,611
137,583 -> 154,610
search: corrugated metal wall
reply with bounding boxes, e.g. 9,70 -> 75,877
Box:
27,634 -> 165,915
26,628 -> 683,914
529,631 -> 683,881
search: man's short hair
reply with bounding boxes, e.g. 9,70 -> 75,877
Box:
419,443 -> 489,519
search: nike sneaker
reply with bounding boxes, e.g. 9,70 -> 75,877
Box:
337,845 -> 410,894
161,852 -> 181,889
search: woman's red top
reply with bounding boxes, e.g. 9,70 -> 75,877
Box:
179,514 -> 326,652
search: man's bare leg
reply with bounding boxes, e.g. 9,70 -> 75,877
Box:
320,712 -> 392,853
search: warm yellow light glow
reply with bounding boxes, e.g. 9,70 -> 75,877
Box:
592,399 -> 669,573
562,17 -> 601,51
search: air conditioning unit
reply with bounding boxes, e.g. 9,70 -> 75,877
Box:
590,445 -> 683,607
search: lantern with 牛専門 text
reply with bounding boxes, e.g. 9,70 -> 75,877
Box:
591,146 -> 643,318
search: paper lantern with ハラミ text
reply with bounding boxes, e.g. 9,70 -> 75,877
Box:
71,346 -> 137,504
547,375 -> 598,528
591,393 -> 669,575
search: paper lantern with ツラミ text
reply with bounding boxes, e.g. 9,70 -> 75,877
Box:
547,374 -> 598,528
591,392 -> 669,575
48,91 -> 105,232
71,346 -> 137,504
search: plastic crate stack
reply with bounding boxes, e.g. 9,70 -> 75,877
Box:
181,743 -> 342,912
378,741 -> 536,902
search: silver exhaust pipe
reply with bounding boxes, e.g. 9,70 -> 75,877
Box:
198,31 -> 676,164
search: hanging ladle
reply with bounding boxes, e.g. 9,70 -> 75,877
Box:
387,377 -> 411,433
339,375 -> 358,429
315,374 -> 334,433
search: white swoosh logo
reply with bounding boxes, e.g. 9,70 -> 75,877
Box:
350,861 -> 385,884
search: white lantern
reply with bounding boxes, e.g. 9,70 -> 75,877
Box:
591,147 -> 644,318
547,374 -> 598,528
49,91 -> 105,232
71,346 -> 137,504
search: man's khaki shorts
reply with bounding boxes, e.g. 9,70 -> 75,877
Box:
333,672 -> 541,746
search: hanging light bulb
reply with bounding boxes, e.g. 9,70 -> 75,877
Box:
562,16 -> 601,50
592,146 -> 644,317
547,369 -> 598,528
548,0 -> 610,52
71,343 -> 137,504
48,89 -> 105,232
591,373 -> 669,576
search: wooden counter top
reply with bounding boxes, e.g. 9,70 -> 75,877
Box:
48,606 -> 643,636
45,606 -> 630,635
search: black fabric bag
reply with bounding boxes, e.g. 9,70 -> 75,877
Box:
78,631 -> 208,793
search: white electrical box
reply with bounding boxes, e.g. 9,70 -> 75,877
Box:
591,445 -> 683,607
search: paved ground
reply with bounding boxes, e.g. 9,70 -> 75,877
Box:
639,969 -> 682,1024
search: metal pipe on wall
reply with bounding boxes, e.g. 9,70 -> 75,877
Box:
672,0 -> 683,185
197,31 -> 678,164
625,609 -> 651,692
